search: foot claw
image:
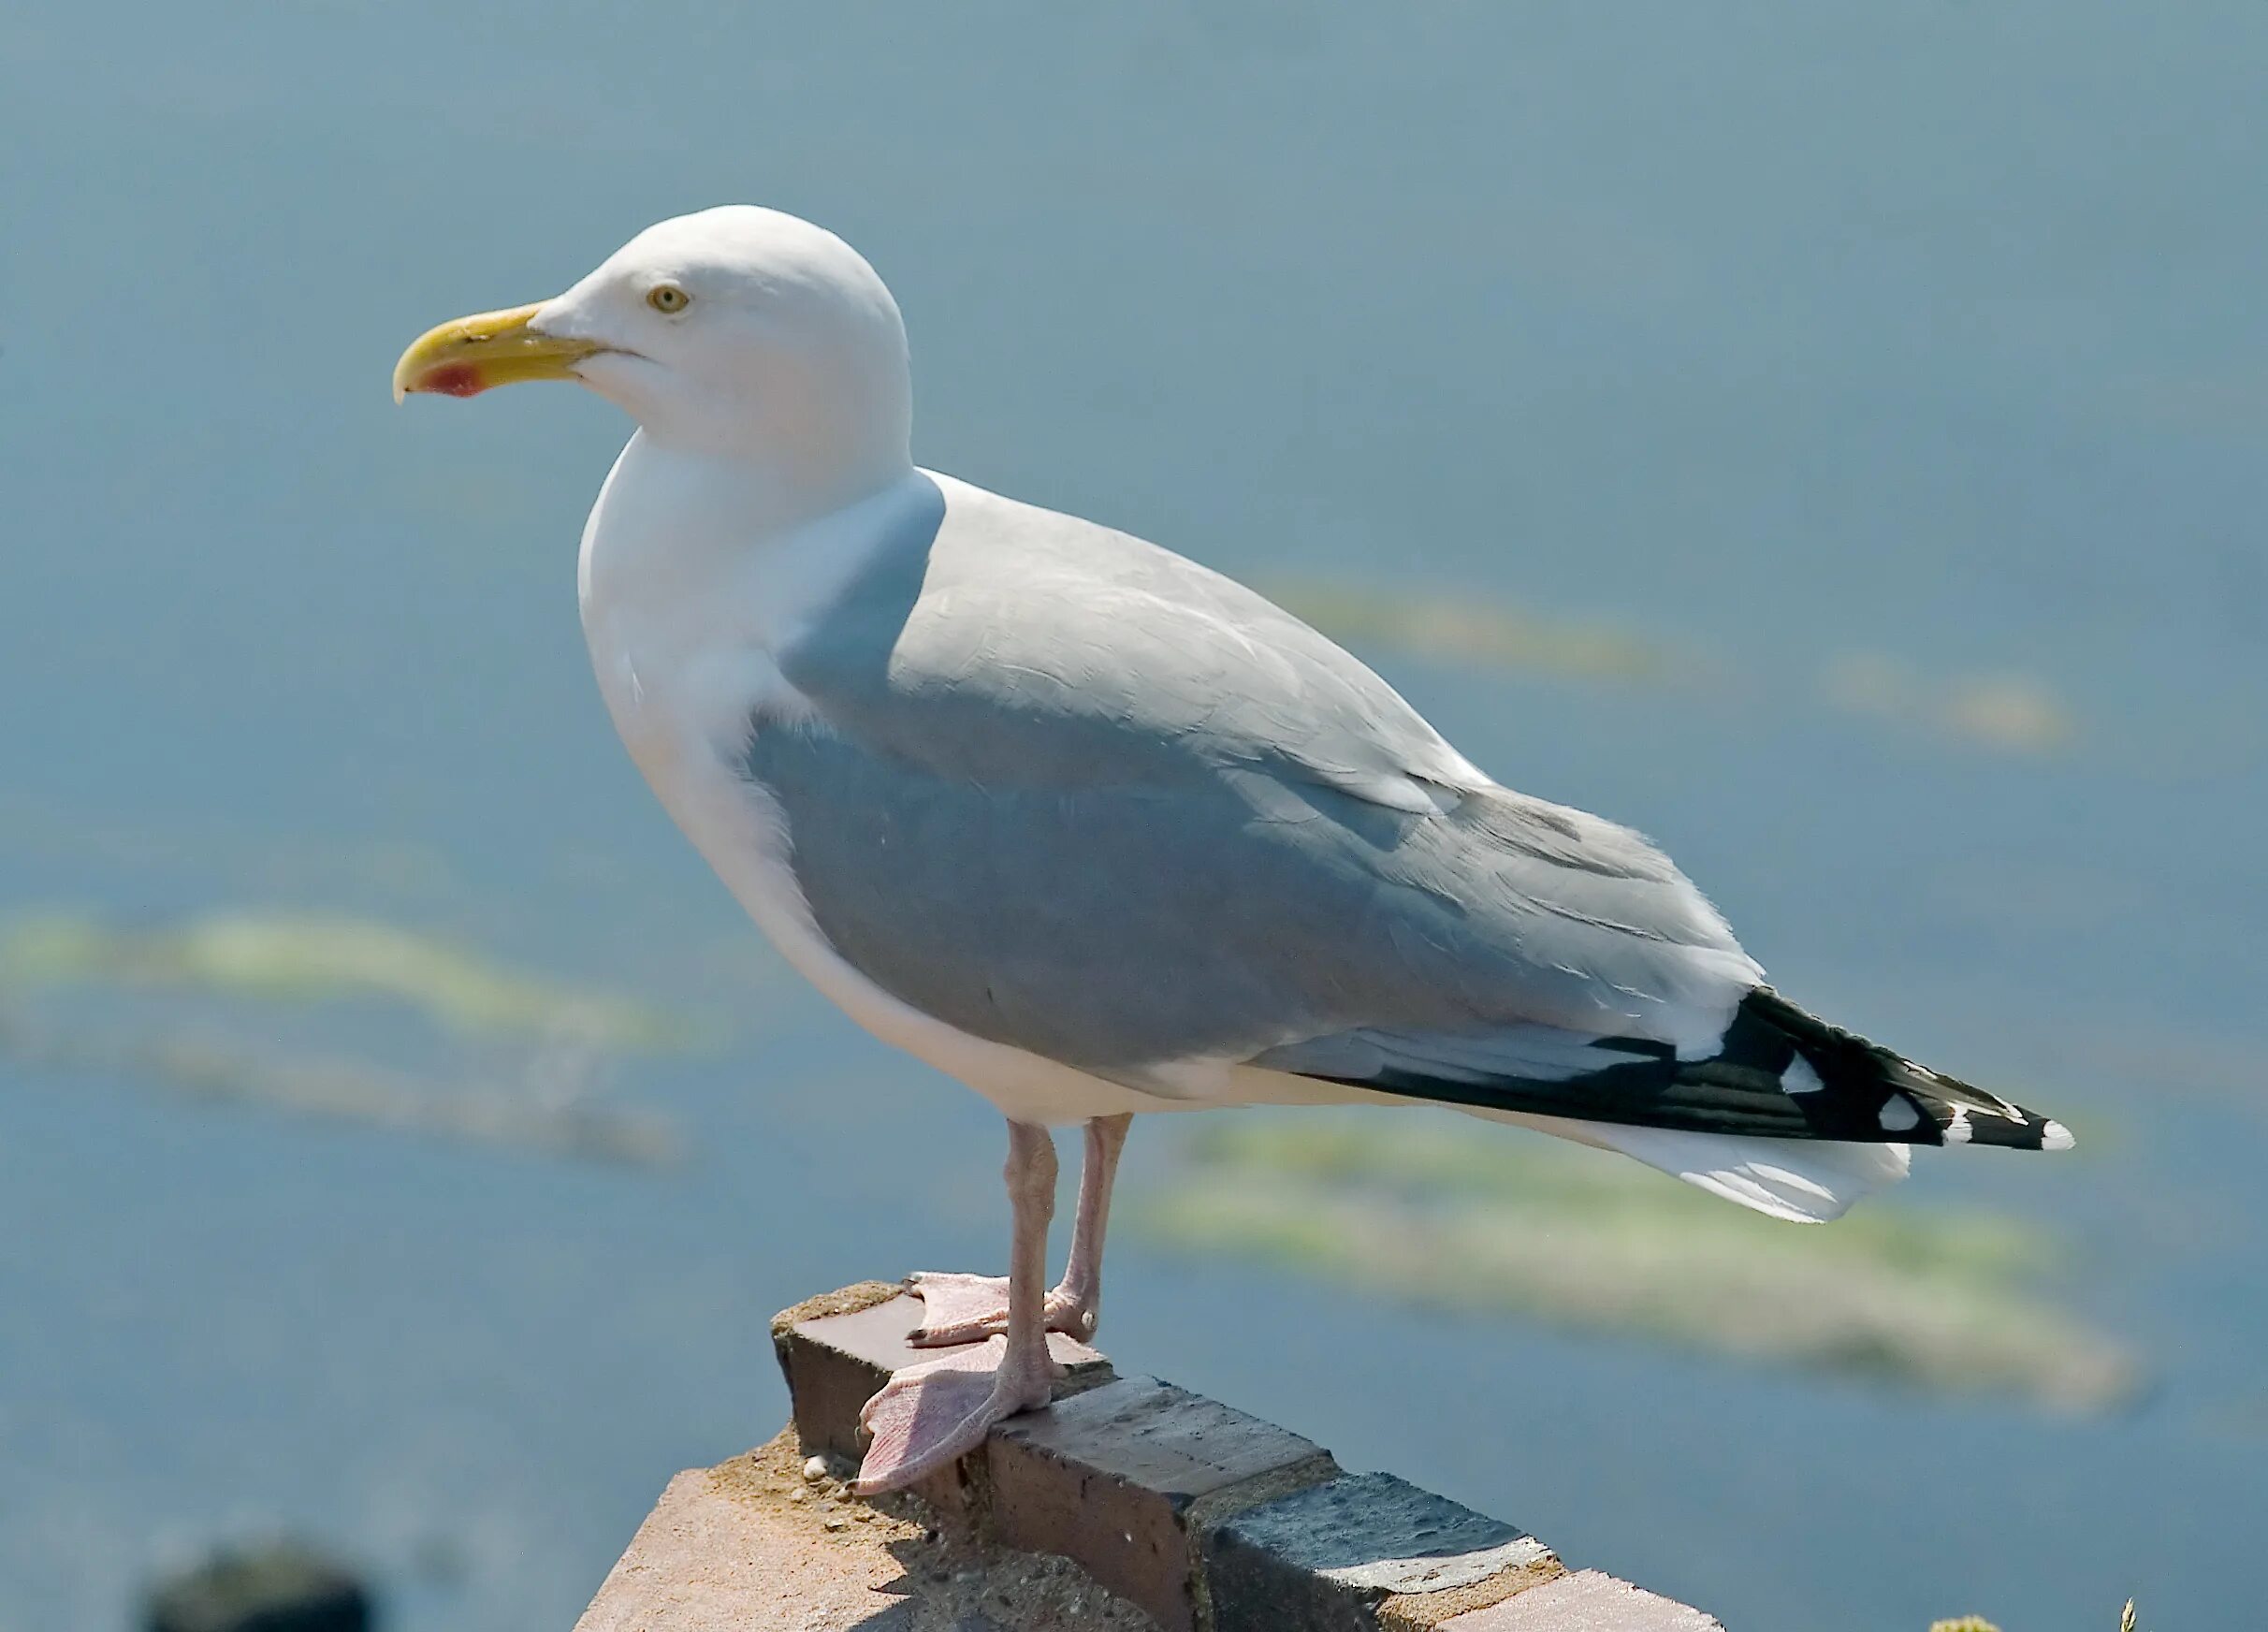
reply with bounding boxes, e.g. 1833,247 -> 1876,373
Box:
904,1272 -> 1014,1348
852,1338 -> 1054,1495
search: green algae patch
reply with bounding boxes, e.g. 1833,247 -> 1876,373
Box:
0,908 -> 690,1164
0,909 -> 687,1050
43,1024 -> 684,1167
1133,1114 -> 2135,1412
1261,577 -> 2078,759
1264,578 -> 1681,683
1824,652 -> 2075,756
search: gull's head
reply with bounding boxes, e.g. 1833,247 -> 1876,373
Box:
394,205 -> 912,478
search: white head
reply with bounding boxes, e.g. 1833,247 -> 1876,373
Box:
395,206 -> 913,505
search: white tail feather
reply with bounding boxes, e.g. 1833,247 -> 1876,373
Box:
1473,1109 -> 1914,1223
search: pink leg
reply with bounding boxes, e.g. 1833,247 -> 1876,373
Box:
854,1122 -> 1061,1494
1050,1113 -> 1131,1339
908,1114 -> 1132,1347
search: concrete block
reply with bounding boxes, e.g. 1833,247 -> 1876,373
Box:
752,1287 -> 1723,1632
1204,1471 -> 1561,1632
771,1284 -> 1113,1464
575,1435 -> 1157,1631
988,1375 -> 1341,1632
1436,1569 -> 1723,1631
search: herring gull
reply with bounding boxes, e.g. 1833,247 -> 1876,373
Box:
392,205 -> 2072,1494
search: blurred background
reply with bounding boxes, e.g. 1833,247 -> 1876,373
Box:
3,4 -> 2262,1628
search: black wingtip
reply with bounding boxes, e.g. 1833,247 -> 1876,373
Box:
1743,986 -> 2072,1152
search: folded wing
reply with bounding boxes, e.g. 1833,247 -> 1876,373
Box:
749,474 -> 2066,1215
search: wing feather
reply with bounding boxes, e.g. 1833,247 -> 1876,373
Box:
750,474 -> 1760,1077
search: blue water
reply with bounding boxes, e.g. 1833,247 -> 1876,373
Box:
4,5 -> 2264,1627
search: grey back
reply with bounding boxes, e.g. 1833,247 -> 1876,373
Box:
740,474 -> 1760,1077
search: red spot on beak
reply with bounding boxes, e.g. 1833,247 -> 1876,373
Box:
419,362 -> 487,398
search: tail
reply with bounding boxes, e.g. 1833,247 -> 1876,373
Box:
1468,991 -> 2072,1222
1471,1108 -> 1918,1223
1283,985 -> 2073,1152
1269,984 -> 2072,1221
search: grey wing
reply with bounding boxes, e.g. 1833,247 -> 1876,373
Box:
748,476 -> 1776,1115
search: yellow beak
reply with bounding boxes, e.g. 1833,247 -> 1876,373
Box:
390,301 -> 605,402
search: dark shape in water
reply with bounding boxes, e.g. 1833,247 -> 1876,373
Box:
145,1539 -> 374,1632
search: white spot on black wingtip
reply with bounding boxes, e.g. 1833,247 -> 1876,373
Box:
1878,1096 -> 1922,1132
1944,1106 -> 1974,1144
2041,1118 -> 2076,1152
1782,1057 -> 1825,1095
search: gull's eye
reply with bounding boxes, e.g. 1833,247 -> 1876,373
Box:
647,284 -> 691,314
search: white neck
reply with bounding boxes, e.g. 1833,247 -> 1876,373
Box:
615,373 -> 914,517
593,431 -> 915,567
576,435 -> 926,686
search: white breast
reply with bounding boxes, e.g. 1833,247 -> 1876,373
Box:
574,441 -> 1179,1125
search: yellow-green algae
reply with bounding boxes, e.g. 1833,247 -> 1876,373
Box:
1133,1114 -> 2134,1411
1266,576 -> 2076,756
1264,578 -> 1680,683
1825,652 -> 2075,756
0,909 -> 686,1049
1926,1608 -> 2144,1632
0,1010 -> 680,1167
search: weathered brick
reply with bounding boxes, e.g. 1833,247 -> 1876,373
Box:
770,1285 -> 1112,1464
988,1374 -> 1340,1632
1204,1471 -> 1561,1632
1436,1568 -> 1723,1631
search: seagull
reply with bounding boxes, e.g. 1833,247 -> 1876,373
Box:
393,206 -> 2072,1494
